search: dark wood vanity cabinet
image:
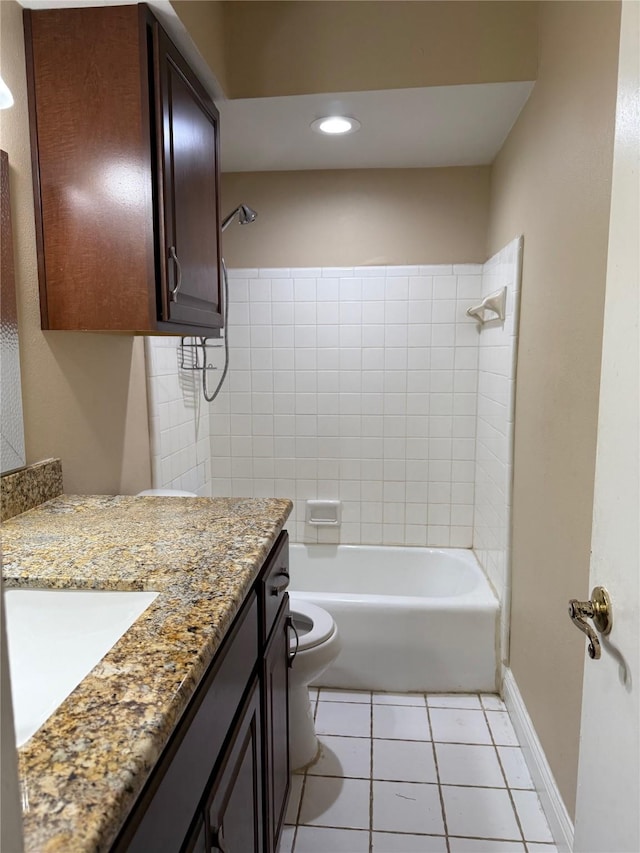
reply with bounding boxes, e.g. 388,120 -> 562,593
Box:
263,603 -> 292,853
111,531 -> 290,853
24,4 -> 223,335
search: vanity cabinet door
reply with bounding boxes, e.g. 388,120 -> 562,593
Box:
182,818 -> 207,853
153,22 -> 223,333
263,599 -> 291,853
207,677 -> 264,853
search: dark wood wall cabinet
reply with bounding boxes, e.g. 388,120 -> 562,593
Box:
24,4 -> 223,335
111,531 -> 291,853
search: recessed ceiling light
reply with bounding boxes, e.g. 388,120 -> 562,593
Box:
311,116 -> 361,136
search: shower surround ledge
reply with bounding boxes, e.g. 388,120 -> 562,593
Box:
1,494 -> 291,853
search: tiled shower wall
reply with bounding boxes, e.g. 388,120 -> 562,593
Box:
145,247 -> 521,556
207,265 -> 482,546
472,237 -> 523,655
144,338 -> 211,495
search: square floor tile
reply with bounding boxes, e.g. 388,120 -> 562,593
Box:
299,776 -> 370,829
498,747 -> 534,789
373,780 -> 444,835
309,735 -> 371,779
372,831 -> 447,852
373,704 -> 431,740
511,789 -> 554,842
435,743 -> 504,787
448,839 -> 525,852
486,710 -> 520,746
285,774 -> 304,824
294,826 -> 369,852
480,693 -> 506,711
277,825 -> 295,853
373,692 -> 427,706
319,689 -> 371,703
428,693 -> 482,710
373,738 -> 437,783
527,845 -> 558,852
442,785 -> 521,840
429,708 -> 492,744
315,701 -> 371,737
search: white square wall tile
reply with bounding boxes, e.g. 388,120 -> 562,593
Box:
309,735 -> 371,779
435,743 -> 505,787
299,776 -> 370,829
294,826 -> 369,853
373,780 -> 444,834
372,704 -> 431,740
373,738 -> 437,783
372,832 -> 447,852
315,701 -> 371,737
442,785 -> 521,840
511,790 -> 554,842
429,709 -> 492,744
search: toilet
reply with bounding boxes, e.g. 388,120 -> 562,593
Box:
288,594 -> 341,770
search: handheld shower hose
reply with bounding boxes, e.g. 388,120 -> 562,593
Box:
200,204 -> 257,402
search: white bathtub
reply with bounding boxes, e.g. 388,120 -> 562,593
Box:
289,544 -> 499,693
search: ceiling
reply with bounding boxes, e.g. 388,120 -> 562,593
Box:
21,1 -> 535,175
219,81 -> 534,173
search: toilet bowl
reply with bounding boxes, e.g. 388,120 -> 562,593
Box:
288,595 -> 341,770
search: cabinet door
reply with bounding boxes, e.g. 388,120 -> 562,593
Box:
181,818 -> 207,853
153,23 -> 223,333
263,600 -> 291,853
208,678 -> 263,853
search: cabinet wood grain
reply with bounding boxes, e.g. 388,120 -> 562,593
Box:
24,4 -> 223,335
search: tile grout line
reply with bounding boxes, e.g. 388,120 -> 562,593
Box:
425,693 -> 452,853
287,691 -> 544,853
290,689 -> 321,852
481,701 -> 528,847
368,691 -> 374,853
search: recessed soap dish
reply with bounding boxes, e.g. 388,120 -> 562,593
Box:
305,500 -> 342,526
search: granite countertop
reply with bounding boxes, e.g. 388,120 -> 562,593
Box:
1,494 -> 292,853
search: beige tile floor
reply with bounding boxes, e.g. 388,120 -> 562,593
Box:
279,690 -> 557,853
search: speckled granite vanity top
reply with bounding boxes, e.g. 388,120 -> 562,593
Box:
1,494 -> 292,853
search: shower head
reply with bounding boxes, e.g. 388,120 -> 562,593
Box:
221,204 -> 258,232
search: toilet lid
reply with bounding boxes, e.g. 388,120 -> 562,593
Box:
289,599 -> 335,651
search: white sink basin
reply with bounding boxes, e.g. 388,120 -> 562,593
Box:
4,589 -> 159,747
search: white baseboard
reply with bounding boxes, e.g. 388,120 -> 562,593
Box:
502,668 -> 574,853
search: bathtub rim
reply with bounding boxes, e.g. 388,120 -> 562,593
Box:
288,544 -> 498,607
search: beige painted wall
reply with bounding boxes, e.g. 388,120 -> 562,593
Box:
219,1 -> 538,98
488,1 -> 621,819
221,167 -> 490,267
170,0 -> 228,96
0,1 -> 151,495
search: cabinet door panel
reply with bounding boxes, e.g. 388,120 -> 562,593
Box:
208,678 -> 263,853
154,24 -> 222,330
263,600 -> 291,853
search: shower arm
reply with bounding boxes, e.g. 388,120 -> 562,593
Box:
221,204 -> 258,232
